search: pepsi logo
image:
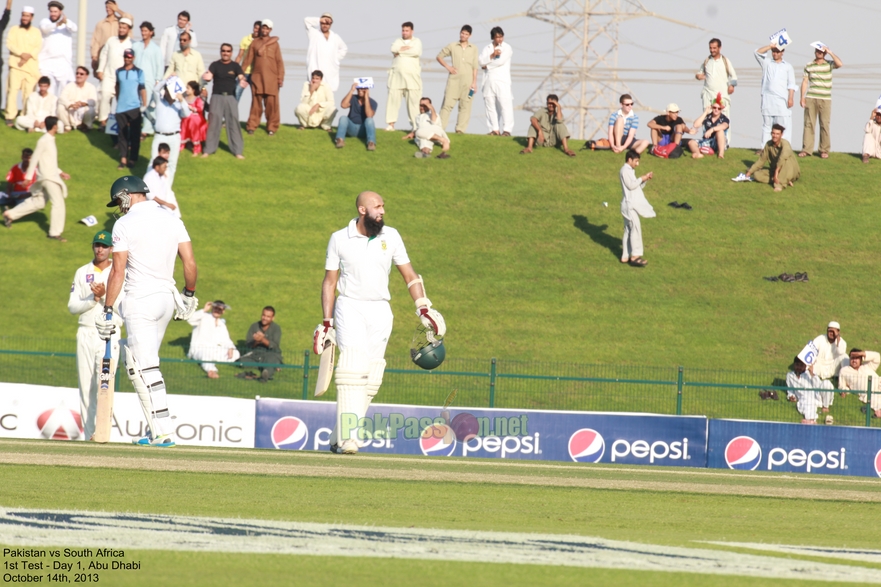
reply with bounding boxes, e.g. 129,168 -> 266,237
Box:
419,424 -> 456,456
875,449 -> 881,478
36,407 -> 82,440
270,417 -> 309,450
725,436 -> 762,470
568,429 -> 605,463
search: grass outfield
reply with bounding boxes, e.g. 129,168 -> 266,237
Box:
2,125 -> 881,372
1,439 -> 880,585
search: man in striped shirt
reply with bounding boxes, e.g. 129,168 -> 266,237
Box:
608,94 -> 649,154
799,43 -> 842,159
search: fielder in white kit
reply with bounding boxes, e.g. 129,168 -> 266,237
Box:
314,191 -> 445,454
68,230 -> 124,440
96,175 -> 199,447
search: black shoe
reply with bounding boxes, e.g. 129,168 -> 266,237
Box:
763,276 -> 779,282
779,273 -> 796,282
668,201 -> 680,208
679,202 -> 692,210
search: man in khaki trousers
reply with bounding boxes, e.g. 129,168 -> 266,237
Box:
436,25 -> 478,133
3,116 -> 71,241
5,5 -> 42,124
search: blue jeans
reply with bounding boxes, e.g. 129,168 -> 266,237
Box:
336,116 -> 376,144
235,74 -> 251,103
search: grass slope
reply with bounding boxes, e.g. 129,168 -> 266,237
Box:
1,124 -> 880,373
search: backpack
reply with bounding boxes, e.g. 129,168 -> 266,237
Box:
652,143 -> 683,159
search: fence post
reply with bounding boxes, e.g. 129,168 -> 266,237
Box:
867,376 -> 873,428
302,350 -> 310,400
676,366 -> 683,415
489,358 -> 497,408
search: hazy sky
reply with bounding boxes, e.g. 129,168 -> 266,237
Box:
5,0 -> 879,151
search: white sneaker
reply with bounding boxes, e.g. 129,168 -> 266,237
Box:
339,439 -> 359,454
731,173 -> 753,182
150,434 -> 176,448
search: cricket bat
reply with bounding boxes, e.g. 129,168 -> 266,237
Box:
93,334 -> 114,443
314,339 -> 336,397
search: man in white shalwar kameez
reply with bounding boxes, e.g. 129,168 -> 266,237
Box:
305,13 -> 347,93
187,301 -> 240,378
619,150 -> 654,267
385,22 -> 422,131
810,321 -> 848,412
38,1 -> 76,95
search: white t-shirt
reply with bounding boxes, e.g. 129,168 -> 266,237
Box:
143,168 -> 181,218
325,218 -> 409,302
112,200 -> 190,296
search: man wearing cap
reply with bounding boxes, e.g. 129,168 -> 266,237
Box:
799,43 -> 842,159
202,43 -> 247,158
68,230 -> 124,440
335,81 -> 377,150
150,81 -> 187,184
647,104 -> 687,149
133,21 -> 164,136
114,48 -> 146,170
755,41 -> 797,145
838,349 -> 881,420
810,321 -> 848,412
243,19 -> 284,136
96,16 -> 133,126
3,116 -> 70,240
160,11 -> 197,67
861,107 -> 881,164
5,5 -> 43,126
38,1 -> 77,95
695,38 -> 737,118
187,300 -> 239,379
744,123 -> 799,191
305,13 -> 347,93
385,21 -> 422,132
90,1 -> 132,75
163,30 -> 204,86
58,66 -> 96,131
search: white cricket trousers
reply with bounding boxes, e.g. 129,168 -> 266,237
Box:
483,79 -> 514,134
621,211 -> 643,260
334,297 -> 393,358
121,291 -> 174,370
76,326 -> 120,441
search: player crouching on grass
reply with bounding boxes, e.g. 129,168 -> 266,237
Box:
96,176 -> 199,447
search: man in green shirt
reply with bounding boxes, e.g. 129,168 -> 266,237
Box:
745,123 -> 799,191
239,305 -> 282,382
799,43 -> 842,159
520,94 -> 576,157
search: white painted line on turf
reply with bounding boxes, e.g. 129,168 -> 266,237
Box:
702,542 -> 881,564
0,507 -> 879,582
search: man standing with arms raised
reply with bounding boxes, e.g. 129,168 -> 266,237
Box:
314,191 -> 446,454
97,176 -> 199,447
38,1 -> 77,95
305,13 -> 346,94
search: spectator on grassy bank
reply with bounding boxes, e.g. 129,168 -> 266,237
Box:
180,79 -> 206,155
244,19 -> 284,136
479,26 -> 513,136
647,104 -> 686,150
305,13 -> 346,94
619,149 -> 654,268
811,321 -> 847,412
520,94 -> 576,157
385,21 -> 422,132
838,349 -> 881,419
695,38 -> 736,117
786,356 -> 827,424
57,66 -> 96,131
14,76 -> 57,132
295,70 -> 335,130
608,94 -> 649,154
755,41 -> 796,146
683,96 -> 729,159
861,107 -> 881,164
799,42 -> 842,159
202,42 -> 247,159
405,97 -> 450,159
335,81 -> 377,151
239,306 -> 283,382
150,81 -> 188,185
187,300 -> 239,379
744,124 -> 799,192
0,148 -> 35,208
143,156 -> 179,217
437,24 -> 478,134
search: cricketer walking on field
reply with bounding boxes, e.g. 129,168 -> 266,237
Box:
97,175 -> 199,447
68,230 -> 124,441
314,191 -> 446,454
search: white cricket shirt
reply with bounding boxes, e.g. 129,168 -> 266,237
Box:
325,219 -> 409,302
68,260 -> 124,328
112,200 -> 190,296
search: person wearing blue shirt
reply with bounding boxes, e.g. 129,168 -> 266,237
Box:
754,43 -> 797,145
149,79 -> 188,186
132,21 -> 163,136
115,48 -> 146,170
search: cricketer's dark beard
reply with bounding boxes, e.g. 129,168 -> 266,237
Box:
363,215 -> 384,237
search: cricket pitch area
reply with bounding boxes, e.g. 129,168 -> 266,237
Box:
2,439 -> 880,586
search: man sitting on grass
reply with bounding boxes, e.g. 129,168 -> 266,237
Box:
405,97 -> 450,159
0,148 -> 35,209
786,356 -> 830,424
837,349 -> 881,419
744,123 -> 799,192
520,94 -> 576,157
647,103 -> 686,150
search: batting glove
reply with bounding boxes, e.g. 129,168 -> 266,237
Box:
417,306 -> 446,340
313,319 -> 336,355
174,288 -> 199,321
95,306 -> 116,340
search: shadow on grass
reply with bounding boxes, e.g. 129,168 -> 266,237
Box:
166,335 -> 190,353
572,214 -> 620,259
741,159 -> 755,168
8,209 -> 50,233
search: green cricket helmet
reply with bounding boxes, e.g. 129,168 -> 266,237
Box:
108,175 -> 150,214
410,324 -> 446,370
